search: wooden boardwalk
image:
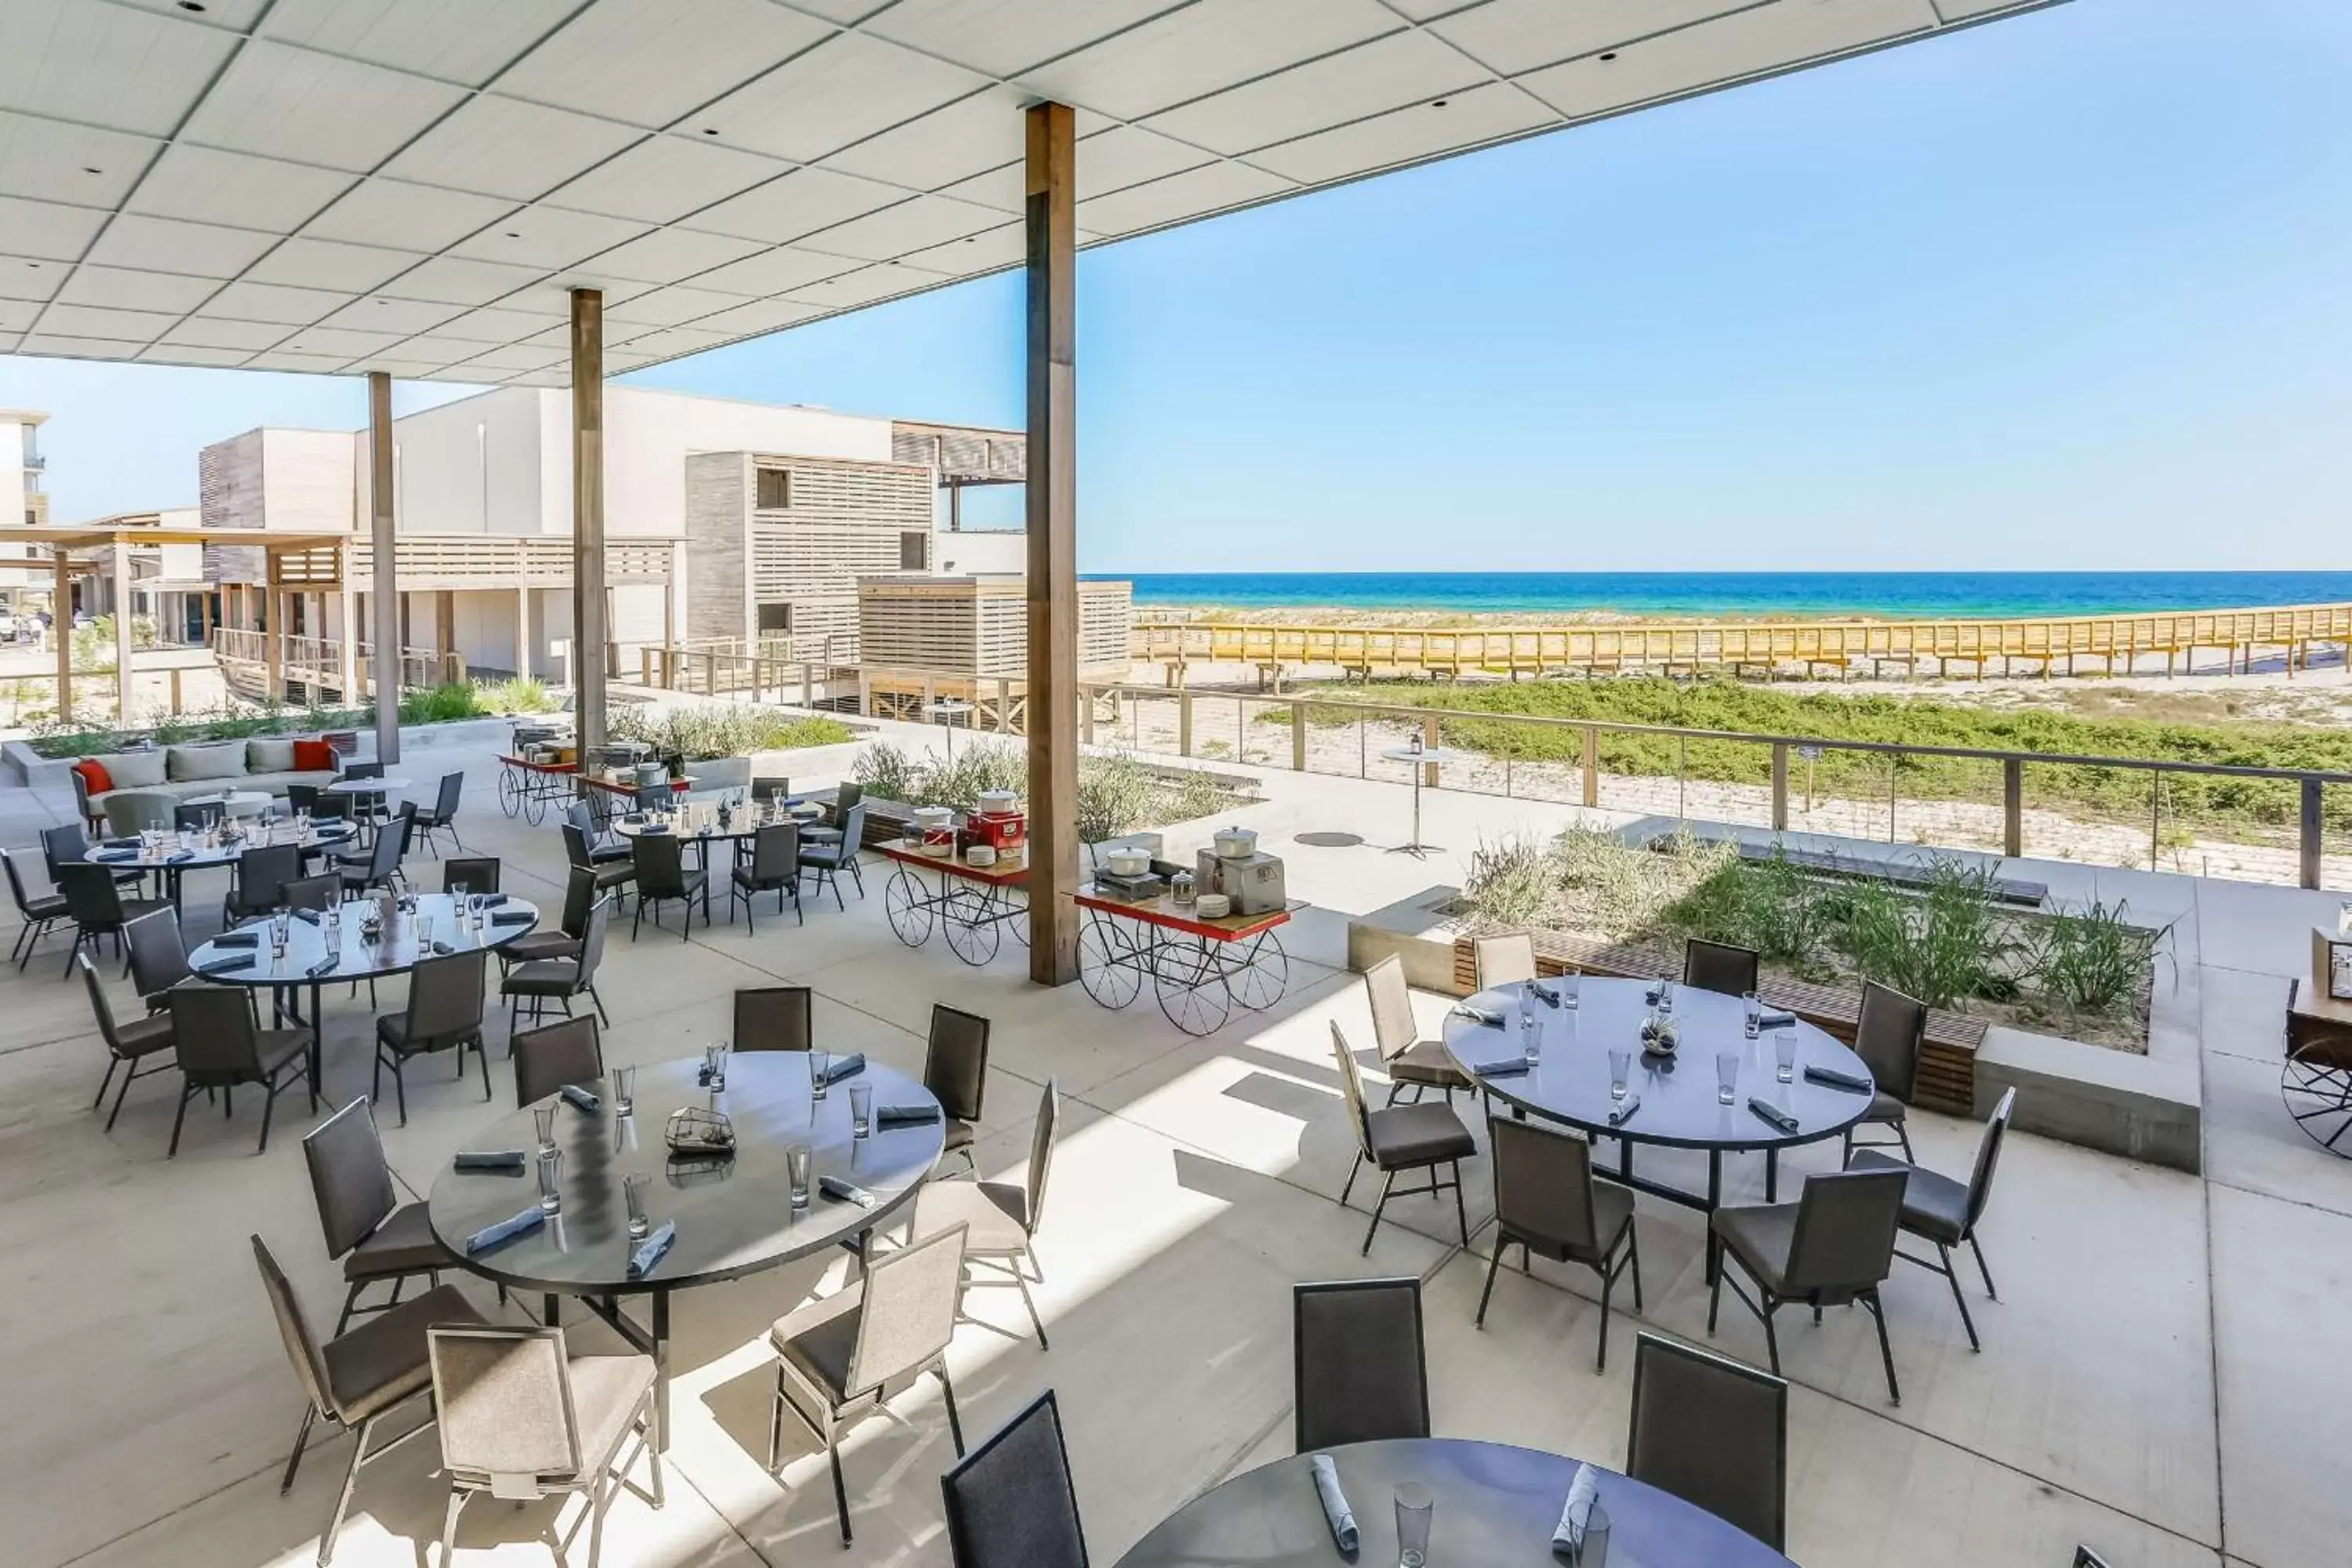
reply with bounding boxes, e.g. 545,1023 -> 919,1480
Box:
1131,603 -> 2352,682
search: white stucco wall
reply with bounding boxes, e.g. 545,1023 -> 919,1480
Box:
361,388 -> 543,536
931,528 -> 1025,576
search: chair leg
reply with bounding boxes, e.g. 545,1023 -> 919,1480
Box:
1759,1298 -> 1782,1375
1896,1122 -> 1917,1162
334,1280 -> 364,1337
1706,1247 -> 1723,1334
640,1398 -> 666,1507
1338,1150 -> 1363,1208
1627,1226 -> 1644,1310
766,1367 -> 786,1472
1969,1233 -> 1998,1299
1475,1238 -> 1503,1327
92,1056 -> 118,1112
392,1058 -> 408,1127
168,1081 -> 194,1157
437,1488 -> 468,1568
1938,1243 -> 1981,1352
937,1359 -> 964,1455
1867,1291 -> 1901,1404
105,1055 -> 140,1131
1012,1250 -> 1051,1350
280,1404 -> 317,1494
256,1076 -> 279,1153
826,1428 -> 853,1545
317,1414 -> 372,1566
1595,1258 -> 1614,1373
1360,1170 -> 1396,1256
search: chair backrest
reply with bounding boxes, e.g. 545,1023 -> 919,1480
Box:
633,829 -> 687,896
58,861 -> 125,926
366,811 -> 407,880
2072,1549 -> 2116,1568
1627,1332 -> 1787,1551
1683,937 -> 1760,998
237,843 -> 304,909
925,1004 -> 991,1122
342,760 -> 385,781
309,792 -> 349,822
428,1324 -> 584,1487
575,895 -> 612,983
302,1098 -> 397,1260
514,1014 -> 603,1106
41,822 -> 90,881
1853,982 -> 1926,1103
827,800 -> 868,855
633,782 -> 671,813
561,821 -> 594,871
176,800 -> 226,833
564,800 -> 598,840
78,952 -> 134,1058
390,800 -> 419,856
401,948 -> 488,1044
283,784 -> 319,814
252,1235 -> 339,1423
751,775 -> 791,801
557,864 -> 597,939
939,1388 -> 1090,1568
1785,1167 -> 1907,1297
749,820 -> 800,881
1361,953 -> 1420,1064
828,780 -> 863,827
443,856 -> 500,894
1473,932 -> 1536,990
1486,1115 -> 1603,1254
433,771 -> 463,817
733,985 -> 812,1051
1965,1087 -> 2017,1233
1293,1277 -> 1429,1452
124,906 -> 192,996
169,983 -> 262,1079
103,789 -> 173,840
282,873 -> 340,913
848,1221 -> 967,1395
2,846 -> 44,916
1327,1020 -> 1375,1157
1022,1078 -> 1060,1234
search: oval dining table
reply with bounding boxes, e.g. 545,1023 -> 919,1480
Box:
427,1051 -> 946,1449
1113,1437 -> 1791,1567
87,818 -> 363,913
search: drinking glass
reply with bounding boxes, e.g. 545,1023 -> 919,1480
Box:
703,1042 -> 728,1092
534,1104 -> 557,1154
849,1083 -> 873,1139
270,913 -> 290,961
448,881 -> 467,919
623,1173 -> 651,1240
1657,978 -> 1675,1016
417,913 -> 436,949
1561,970 -> 1580,1009
536,1148 -> 563,1214
615,1065 -> 637,1118
1520,1007 -> 1541,1067
809,1049 -> 830,1102
1715,1051 -> 1740,1106
1775,1033 -> 1798,1083
786,1142 -> 813,1209
1393,1483 -> 1433,1568
1743,992 -> 1762,1039
1608,1048 -> 1633,1102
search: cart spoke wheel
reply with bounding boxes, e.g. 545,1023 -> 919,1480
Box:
497,768 -> 522,818
1156,938 -> 1232,1036
1226,931 -> 1287,1011
522,784 -> 548,825
1078,916 -> 1141,1009
942,884 -> 1002,967
885,866 -> 935,949
2281,1047 -> 2352,1156
1010,897 -> 1030,947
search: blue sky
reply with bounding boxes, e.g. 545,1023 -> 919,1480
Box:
4,0 -> 2347,573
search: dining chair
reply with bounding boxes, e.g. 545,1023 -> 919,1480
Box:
1683,937 -> 1761,998
798,800 -> 867,907
768,1221 -> 969,1544
2,846 -> 69,970
122,905 -> 192,1008
1847,1087 -> 2017,1350
253,1234 -> 485,1568
290,786 -> 350,824
441,855 -> 500,895
1293,1276 -> 1428,1453
502,895 -> 612,1033
176,799 -> 226,833
371,947 -> 491,1126
730,820 -> 802,930
1843,981 -> 1926,1162
44,821 -> 136,885
79,951 -> 177,1131
913,1077 -> 1058,1350
800,781 -> 862,845
337,761 -> 390,836
733,985 -> 812,1051
750,774 -> 792,805
301,1098 -> 455,1334
502,864 -> 595,971
514,1014 -> 604,1106
1626,1332 -> 1788,1552
426,1323 -> 663,1568
1708,1165 -> 1909,1403
60,860 -> 170,977
1363,952 -> 1470,1105
225,842 -> 304,924
336,804 -> 412,895
281,873 -> 341,913
1479,1116 -> 1642,1370
103,788 -> 176,844
165,982 -> 314,1156
1472,931 -> 1536,990
1330,1020 -> 1474,1254
563,822 -> 638,912
924,1003 -> 991,1172
939,1389 -> 1090,1568
566,800 -> 633,864
412,771 -> 465,857
630,831 -> 706,939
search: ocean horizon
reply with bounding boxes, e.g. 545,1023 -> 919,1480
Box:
1085,571 -> 2352,621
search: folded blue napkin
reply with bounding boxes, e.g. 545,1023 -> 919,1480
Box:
1756,1009 -> 1797,1030
491,910 -> 532,927
561,1083 -> 601,1112
627,1220 -> 676,1279
304,955 -> 339,979
1748,1097 -> 1800,1134
481,892 -> 509,908
292,908 -> 321,924
1607,1094 -> 1641,1127
819,1052 -> 866,1086
1475,1058 -> 1532,1078
818,1174 -> 875,1208
1310,1455 -> 1358,1553
93,847 -> 139,862
198,955 -> 255,976
452,1150 -> 527,1174
165,850 -> 194,864
640,822 -> 669,834
1803,1064 -> 1871,1093
875,1103 -> 941,1126
622,812 -> 646,825
430,940 -> 456,956
1450,1004 -> 1504,1027
465,1207 -> 546,1254
213,931 -> 260,949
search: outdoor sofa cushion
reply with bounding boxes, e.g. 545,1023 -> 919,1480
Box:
246,737 -> 296,773
87,770 -> 336,809
168,743 -> 249,783
71,759 -> 112,797
293,739 -> 336,771
98,750 -> 167,788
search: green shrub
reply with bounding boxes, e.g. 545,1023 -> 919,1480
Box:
608,702 -> 855,760
2024,899 -> 2164,1022
29,700 -> 372,757
1820,855 -> 2016,1009
399,682 -> 485,724
1463,837 -> 1554,928
477,676 -> 557,714
850,739 -> 1240,838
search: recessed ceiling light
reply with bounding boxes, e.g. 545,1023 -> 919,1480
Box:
82,165 -> 102,175
701,128 -> 720,136
506,230 -> 522,238
1432,99 -> 1448,109
1599,52 -> 1618,62
177,1 -> 206,11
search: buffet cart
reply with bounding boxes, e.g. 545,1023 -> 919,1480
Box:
1074,885 -> 1294,1036
880,840 -> 1030,967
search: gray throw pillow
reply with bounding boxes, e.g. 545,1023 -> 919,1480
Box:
168,742 -> 249,782
246,737 -> 296,774
100,750 -> 168,788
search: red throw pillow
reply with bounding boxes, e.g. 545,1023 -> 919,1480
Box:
72,759 -> 112,796
292,739 -> 336,772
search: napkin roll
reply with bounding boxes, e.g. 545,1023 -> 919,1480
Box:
818,1174 -> 876,1208
465,1206 -> 546,1254
627,1220 -> 677,1280
1606,1094 -> 1640,1127
1802,1064 -> 1871,1093
1555,1462 -> 1598,1552
875,1103 -> 942,1126
561,1083 -> 601,1112
453,1150 -> 527,1174
1748,1097 -> 1800,1134
1309,1454 -> 1358,1554
819,1052 -> 866,1085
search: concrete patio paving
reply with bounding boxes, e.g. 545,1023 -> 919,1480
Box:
0,731 -> 2340,1568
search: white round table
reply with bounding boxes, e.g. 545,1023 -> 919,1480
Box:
182,789 -> 273,819
1378,745 -> 1475,858
326,776 -> 410,796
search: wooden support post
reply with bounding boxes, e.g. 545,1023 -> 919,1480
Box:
1581,724 -> 1599,808
1422,714 -> 1440,788
2299,779 -> 2324,890
801,661 -> 813,710
52,548 -> 71,722
1025,100 -> 1080,986
111,542 -> 133,720
169,666 -> 182,714
436,590 -> 456,681
2003,757 -> 2024,858
571,287 -> 608,755
265,586 -> 285,701
514,586 -> 532,681
1178,689 -> 1192,757
1083,687 -> 1098,745
1292,703 -> 1307,771
367,372 -> 400,761
1770,743 -> 1788,831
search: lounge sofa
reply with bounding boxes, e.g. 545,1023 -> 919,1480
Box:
70,736 -> 343,831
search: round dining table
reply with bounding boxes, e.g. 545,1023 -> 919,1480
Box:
1113,1437 -> 1791,1567
427,1051 -> 945,1449
90,819 -> 364,911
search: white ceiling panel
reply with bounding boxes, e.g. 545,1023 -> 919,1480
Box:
270,325 -> 404,358
245,236 -> 426,292
383,95 -> 643,201
0,299 -> 38,331
583,226 -> 767,285
1076,159 -> 1294,237
1015,0 -> 1401,122
608,325 -> 732,359
681,166 -> 910,245
0,0 -> 232,137
688,244 -> 858,296
1936,0 -> 2043,16
378,254 -> 547,306
111,0 -> 271,29
1515,0 -> 1940,119
435,306 -> 567,343
0,194 -> 108,261
181,40 -> 469,172
681,296 -> 826,337
940,121 -> 1217,212
125,145 -> 355,230
819,83 -> 1029,191
0,110 -> 158,205
797,194 -> 1004,261
495,277 -> 655,316
452,343 -> 568,372
383,333 -> 492,363
782,261 -> 940,308
241,350 -> 354,373
138,343 -> 252,367
0,258 -> 60,303
260,0 -> 579,87
862,0 -> 1181,79
197,279 -> 352,325
1434,0 -> 1753,74
300,179 -> 517,252
20,332 -> 141,360
343,358 -> 456,378
317,296 -> 466,334
499,0 -> 833,129
897,221 -> 1025,275
768,0 -> 884,20
544,136 -> 786,225
159,316 -> 291,350
86,213 -> 278,277
1249,79 -> 1554,184
601,285 -> 746,326
701,32 -> 990,164
29,301 -> 183,340
55,263 -> 218,312
1142,30 -> 1487,156
448,206 -> 650,270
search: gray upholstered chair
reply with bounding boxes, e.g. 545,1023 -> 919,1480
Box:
1844,982 -> 1927,1162
123,906 -> 191,1009
564,804 -> 632,865
254,1233 -> 485,1568
564,822 -> 638,907
1293,1276 -> 1428,1453
629,830 -> 706,939
912,1077 -> 1058,1349
426,1323 -> 663,1568
1472,931 -> 1536,990
939,1388 -> 1089,1568
768,1221 -> 969,1544
1479,1116 -> 1642,1370
440,855 -> 499,895
733,984 -> 812,1051
798,800 -> 867,906
226,842 -> 303,924
282,873 -> 341,913
1364,952 -> 1471,1105
301,1098 -> 454,1334
801,780 -> 862,844
501,865 -> 594,971
80,951 -> 176,1131
1847,1086 -> 2016,1350
3,846 -> 69,970
176,798 -> 227,833
924,1003 -> 990,1172
1708,1166 -> 1908,1404
502,895 -> 612,1032
372,947 -> 490,1125
102,787 -> 175,842
59,860 -> 169,975
166,982 -> 313,1156
1626,1332 -> 1788,1552
412,771 -> 464,856
1330,1020 -> 1475,1254
335,804 -> 411,895
1683,937 -> 1760,998
514,1014 -> 604,1107
730,820 -> 802,929
44,821 -> 138,887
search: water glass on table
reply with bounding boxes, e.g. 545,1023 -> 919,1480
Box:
1743,991 -> 1762,1039
849,1083 -> 873,1140
809,1049 -> 830,1102
1561,970 -> 1580,1009
1608,1048 -> 1633,1102
623,1172 -> 651,1240
615,1065 -> 637,1118
534,1104 -> 557,1155
1393,1483 -> 1433,1568
1715,1051 -> 1740,1106
786,1142 -> 813,1209
1775,1033 -> 1798,1083
536,1148 -> 564,1214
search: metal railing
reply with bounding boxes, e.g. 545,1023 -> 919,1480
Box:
210,627 -> 463,696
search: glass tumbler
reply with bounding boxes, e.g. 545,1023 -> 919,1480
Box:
809,1049 -> 830,1102
1561,970 -> 1580,1009
1520,1008 -> 1541,1067
1715,1051 -> 1740,1106
1657,978 -> 1675,1016
534,1104 -> 557,1154
536,1148 -> 563,1214
786,1142 -> 814,1209
1393,1483 -> 1433,1568
615,1065 -> 637,1118
849,1083 -> 873,1139
1776,1033 -> 1798,1083
623,1173 -> 651,1240
1608,1048 -> 1633,1102
1743,992 -> 1762,1039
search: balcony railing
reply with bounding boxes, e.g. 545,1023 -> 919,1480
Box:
210,627 -> 463,696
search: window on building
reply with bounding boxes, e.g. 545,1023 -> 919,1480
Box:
757,602 -> 792,633
755,467 -> 791,510
900,532 -> 928,572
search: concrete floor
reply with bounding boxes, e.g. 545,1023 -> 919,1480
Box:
0,731 -> 2342,1568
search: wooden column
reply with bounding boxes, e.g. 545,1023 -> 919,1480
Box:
265,584 -> 285,700
436,590 -> 456,679
53,548 -> 71,722
571,287 -> 608,753
367,372 -> 401,762
112,542 -> 135,720
1025,100 -> 1079,986
516,585 -> 532,678
338,572 -> 359,702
